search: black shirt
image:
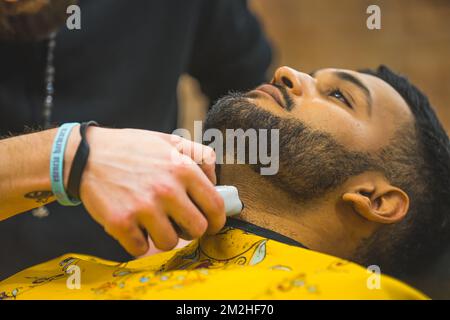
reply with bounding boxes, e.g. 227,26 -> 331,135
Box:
0,0 -> 272,279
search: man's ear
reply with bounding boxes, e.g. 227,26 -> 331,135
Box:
341,172 -> 409,224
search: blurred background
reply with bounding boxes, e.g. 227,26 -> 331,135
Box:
178,0 -> 450,134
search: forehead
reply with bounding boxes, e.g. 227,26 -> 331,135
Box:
315,68 -> 413,123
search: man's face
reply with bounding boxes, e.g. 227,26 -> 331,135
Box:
248,67 -> 413,152
0,0 -> 75,41
206,66 -> 414,200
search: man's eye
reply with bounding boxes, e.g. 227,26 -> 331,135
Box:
329,89 -> 352,109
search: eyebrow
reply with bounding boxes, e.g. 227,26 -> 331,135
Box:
310,70 -> 372,114
335,71 -> 372,113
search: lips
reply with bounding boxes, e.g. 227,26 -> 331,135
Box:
254,84 -> 285,109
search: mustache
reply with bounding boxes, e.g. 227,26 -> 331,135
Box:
244,82 -> 295,111
271,83 -> 295,111
242,83 -> 295,111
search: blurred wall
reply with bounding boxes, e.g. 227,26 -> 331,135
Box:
179,0 -> 450,133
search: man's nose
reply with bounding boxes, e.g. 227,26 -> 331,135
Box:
272,66 -> 314,97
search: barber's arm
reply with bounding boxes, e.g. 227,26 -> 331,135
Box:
188,0 -> 272,101
0,127 -> 225,256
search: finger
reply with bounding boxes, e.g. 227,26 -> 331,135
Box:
198,146 -> 217,185
140,237 -> 192,257
185,163 -> 226,235
104,219 -> 149,257
176,138 -> 217,185
165,188 -> 209,240
138,206 -> 179,251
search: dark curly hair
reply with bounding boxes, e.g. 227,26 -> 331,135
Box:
354,65 -> 450,279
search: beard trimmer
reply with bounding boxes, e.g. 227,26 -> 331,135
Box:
166,185 -> 243,240
215,185 -> 244,217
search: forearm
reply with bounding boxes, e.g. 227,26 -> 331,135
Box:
0,124 -> 225,256
0,127 -> 80,220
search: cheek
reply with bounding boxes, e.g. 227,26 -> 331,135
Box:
291,100 -> 374,151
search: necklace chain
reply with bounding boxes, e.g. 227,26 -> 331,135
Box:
32,32 -> 57,219
43,31 -> 57,129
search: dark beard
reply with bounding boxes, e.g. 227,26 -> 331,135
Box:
0,0 -> 77,42
205,92 -> 379,202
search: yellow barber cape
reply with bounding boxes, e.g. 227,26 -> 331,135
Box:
0,227 -> 426,300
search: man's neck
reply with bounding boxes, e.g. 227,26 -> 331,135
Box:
218,164 -> 360,259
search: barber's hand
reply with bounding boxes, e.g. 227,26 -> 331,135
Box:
74,127 -> 225,257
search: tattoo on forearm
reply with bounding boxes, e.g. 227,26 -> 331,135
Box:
24,191 -> 53,204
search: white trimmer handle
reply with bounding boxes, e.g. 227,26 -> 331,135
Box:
215,185 -> 243,217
